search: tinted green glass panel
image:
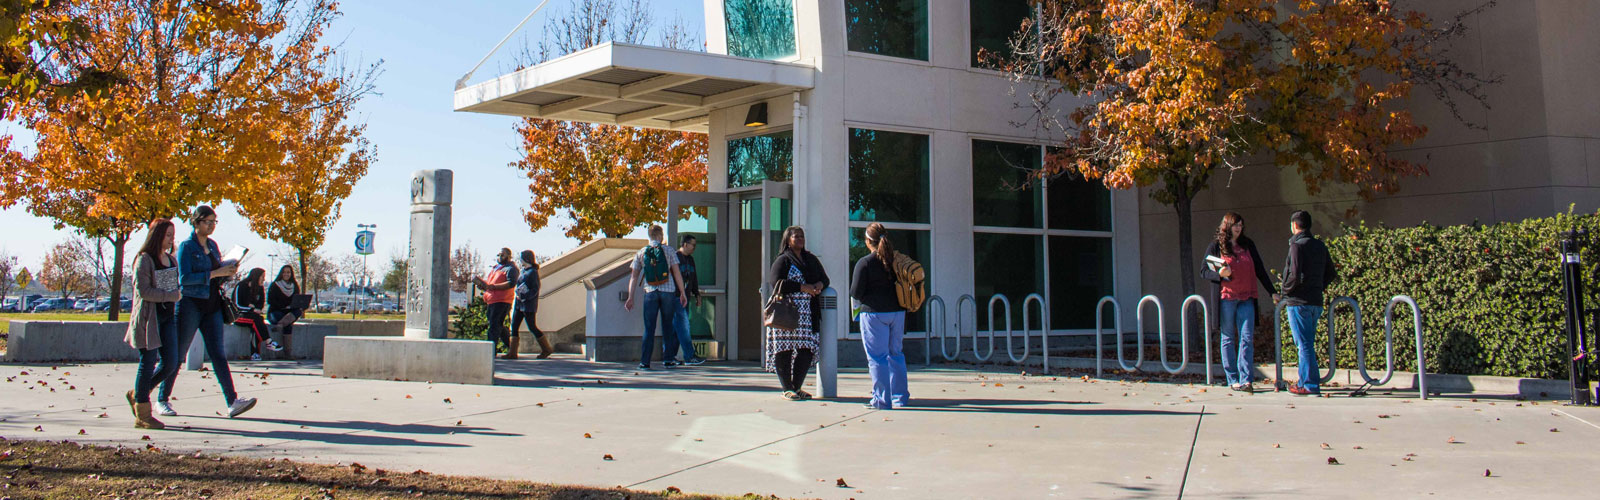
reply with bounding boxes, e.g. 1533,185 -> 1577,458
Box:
1049,236 -> 1114,329
970,0 -> 1034,68
1047,169 -> 1113,231
847,228 -> 930,334
685,296 -> 717,340
846,0 -> 929,60
725,0 -> 797,60
676,207 -> 719,286
728,131 -> 793,188
973,233 -> 1043,330
972,139 -> 1043,228
849,128 -> 930,223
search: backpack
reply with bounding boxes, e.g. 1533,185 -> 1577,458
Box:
890,251 -> 926,312
642,245 -> 670,286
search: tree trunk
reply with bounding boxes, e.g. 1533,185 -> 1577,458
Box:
298,248 -> 315,303
1175,188 -> 1198,360
106,234 -> 129,321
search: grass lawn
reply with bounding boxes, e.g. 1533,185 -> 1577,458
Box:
0,439 -> 735,499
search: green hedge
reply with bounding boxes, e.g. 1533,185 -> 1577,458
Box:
1273,209 -> 1600,380
450,297 -> 490,342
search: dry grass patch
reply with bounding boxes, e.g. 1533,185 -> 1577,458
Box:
0,439 -> 749,499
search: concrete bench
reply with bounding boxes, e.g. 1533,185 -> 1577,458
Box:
322,337 -> 493,385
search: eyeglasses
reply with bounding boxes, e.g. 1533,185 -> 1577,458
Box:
198,218 -> 217,225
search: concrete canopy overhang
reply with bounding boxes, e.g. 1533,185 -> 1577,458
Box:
453,42 -> 815,133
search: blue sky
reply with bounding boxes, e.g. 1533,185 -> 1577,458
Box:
0,0 -> 705,276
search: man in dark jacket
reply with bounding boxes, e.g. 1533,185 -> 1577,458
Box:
1281,210 -> 1339,395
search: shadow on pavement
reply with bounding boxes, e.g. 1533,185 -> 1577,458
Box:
840,397 -> 1209,417
256,417 -> 521,437
165,423 -> 473,448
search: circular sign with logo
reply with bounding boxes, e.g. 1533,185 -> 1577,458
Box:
355,230 -> 376,255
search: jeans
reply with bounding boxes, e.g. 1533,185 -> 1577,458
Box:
860,311 -> 910,408
510,301 -> 542,339
267,310 -> 294,337
638,290 -> 680,364
1218,299 -> 1257,385
1287,305 -> 1324,392
665,300 -> 697,362
486,302 -> 512,353
133,308 -> 179,403
162,297 -> 237,405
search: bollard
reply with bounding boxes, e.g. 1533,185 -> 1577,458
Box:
819,288 -> 839,399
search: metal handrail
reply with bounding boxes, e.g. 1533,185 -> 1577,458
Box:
1095,296 -> 1125,377
1386,295 -> 1428,400
1182,295 -> 1211,383
1021,293 -> 1049,366
988,295 -> 1013,363
923,295 -> 946,367
947,294 -> 976,361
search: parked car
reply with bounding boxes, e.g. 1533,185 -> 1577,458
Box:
1,297 -> 19,312
74,298 -> 96,311
315,302 -> 333,313
119,298 -> 132,312
26,297 -> 49,310
31,298 -> 72,312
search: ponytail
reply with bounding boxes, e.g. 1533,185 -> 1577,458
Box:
865,223 -> 894,272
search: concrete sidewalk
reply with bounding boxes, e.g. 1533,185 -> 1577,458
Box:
1,356 -> 1596,499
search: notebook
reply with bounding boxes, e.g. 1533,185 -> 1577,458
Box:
154,267 -> 180,292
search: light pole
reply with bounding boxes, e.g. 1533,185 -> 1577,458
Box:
355,224 -> 377,319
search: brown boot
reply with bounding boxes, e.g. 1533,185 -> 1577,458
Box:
501,335 -> 519,359
133,402 -> 165,430
536,335 -> 554,359
126,390 -> 138,418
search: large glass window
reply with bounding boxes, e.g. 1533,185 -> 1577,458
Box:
725,0 -> 797,60
846,0 -> 929,61
972,138 -> 1116,332
727,131 -> 793,188
973,233 -> 1043,330
972,139 -> 1043,228
848,228 -> 931,334
970,0 -> 1036,68
849,128 -> 930,223
1049,236 -> 1113,329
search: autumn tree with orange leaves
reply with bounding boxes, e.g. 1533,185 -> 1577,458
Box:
0,0 -> 379,320
510,0 -> 707,241
993,0 -> 1497,297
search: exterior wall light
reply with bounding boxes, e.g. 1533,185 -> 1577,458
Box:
744,102 -> 768,127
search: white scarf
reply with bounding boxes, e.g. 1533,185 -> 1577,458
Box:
274,280 -> 297,296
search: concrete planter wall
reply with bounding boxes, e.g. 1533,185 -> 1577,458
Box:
2,320 -> 378,363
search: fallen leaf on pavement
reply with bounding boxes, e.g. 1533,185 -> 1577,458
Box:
443,398 -> 452,403
1484,469 -> 1492,477
603,454 -> 615,461
836,478 -> 850,488
1321,443 -> 1331,450
1447,436 -> 1457,443
1327,457 -> 1340,465
1273,443 -> 1280,448
584,433 -> 592,439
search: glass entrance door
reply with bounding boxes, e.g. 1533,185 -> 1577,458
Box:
666,191 -> 729,360
734,181 -> 792,361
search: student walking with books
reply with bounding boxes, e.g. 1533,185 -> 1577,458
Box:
1201,212 -> 1278,392
125,219 -> 182,429
158,206 -> 257,419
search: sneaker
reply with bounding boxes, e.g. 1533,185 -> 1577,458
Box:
250,353 -> 262,361
266,341 -> 284,352
637,363 -> 651,371
227,397 -> 258,418
684,358 -> 706,366
663,360 -> 681,368
156,401 -> 177,417
1240,382 -> 1254,393
782,391 -> 803,401
1287,384 -> 1319,396
794,389 -> 813,400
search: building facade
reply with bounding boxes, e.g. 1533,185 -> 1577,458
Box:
454,0 -> 1600,361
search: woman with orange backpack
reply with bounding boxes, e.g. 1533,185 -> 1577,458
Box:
851,223 -> 911,409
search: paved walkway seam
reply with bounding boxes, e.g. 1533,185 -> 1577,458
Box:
1176,404 -> 1205,500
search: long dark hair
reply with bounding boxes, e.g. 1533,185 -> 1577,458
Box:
245,268 -> 266,287
864,223 -> 895,272
1215,212 -> 1244,257
138,219 -> 175,262
779,226 -> 808,260
276,265 -> 297,285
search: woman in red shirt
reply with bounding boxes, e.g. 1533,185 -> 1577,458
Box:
1202,212 -> 1279,392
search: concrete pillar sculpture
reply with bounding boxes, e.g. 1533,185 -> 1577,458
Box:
406,169 -> 452,339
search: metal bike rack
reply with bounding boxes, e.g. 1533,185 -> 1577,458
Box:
1139,295 -> 1176,373
945,294 -> 976,362
988,295 -> 1013,363
1182,295 -> 1212,384
1095,296 -> 1128,377
923,295 -> 947,367
1020,293 -> 1049,367
1386,295 -> 1428,400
